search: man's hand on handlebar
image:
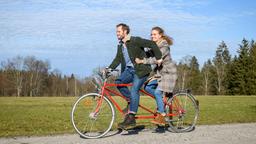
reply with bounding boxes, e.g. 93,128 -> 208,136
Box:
102,67 -> 119,78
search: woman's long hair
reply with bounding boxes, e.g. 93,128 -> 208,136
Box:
152,26 -> 173,45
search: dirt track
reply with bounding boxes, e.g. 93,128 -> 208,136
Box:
0,123 -> 255,144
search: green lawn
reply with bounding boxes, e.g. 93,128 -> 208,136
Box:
0,96 -> 255,137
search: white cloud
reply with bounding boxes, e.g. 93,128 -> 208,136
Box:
0,0 -> 250,76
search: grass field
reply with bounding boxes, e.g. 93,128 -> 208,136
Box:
0,96 -> 255,137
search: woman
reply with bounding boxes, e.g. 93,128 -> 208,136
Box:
135,26 -> 177,125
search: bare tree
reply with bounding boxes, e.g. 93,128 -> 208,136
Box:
69,74 -> 78,96
50,69 -> 63,96
74,78 -> 77,96
24,56 -> 50,96
201,60 -> 213,95
1,56 -> 24,96
177,55 -> 192,90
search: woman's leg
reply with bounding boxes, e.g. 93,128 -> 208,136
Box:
144,79 -> 158,96
145,79 -> 165,114
151,89 -> 166,125
154,89 -> 165,114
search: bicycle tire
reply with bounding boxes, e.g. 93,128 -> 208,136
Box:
71,93 -> 115,139
165,92 -> 199,133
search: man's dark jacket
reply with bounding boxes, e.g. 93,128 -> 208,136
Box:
109,36 -> 162,78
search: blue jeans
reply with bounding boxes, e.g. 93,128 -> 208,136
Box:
144,79 -> 165,114
115,67 -> 135,101
115,67 -> 148,114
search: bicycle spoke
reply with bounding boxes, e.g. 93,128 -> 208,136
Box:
181,94 -> 188,127
82,119 -> 89,133
165,92 -> 199,133
89,118 -> 97,136
82,98 -> 98,133
71,93 -> 115,139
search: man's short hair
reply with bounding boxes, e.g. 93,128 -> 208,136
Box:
116,23 -> 130,34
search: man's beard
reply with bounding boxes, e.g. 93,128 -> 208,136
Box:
118,36 -> 124,40
117,34 -> 125,40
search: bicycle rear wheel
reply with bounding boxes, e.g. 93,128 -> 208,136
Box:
165,92 -> 199,132
71,93 -> 115,139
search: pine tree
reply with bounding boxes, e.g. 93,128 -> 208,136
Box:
228,39 -> 250,95
188,56 -> 201,94
213,41 -> 231,95
227,56 -> 239,94
248,40 -> 256,94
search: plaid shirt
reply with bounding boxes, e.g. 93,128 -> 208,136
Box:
143,39 -> 177,93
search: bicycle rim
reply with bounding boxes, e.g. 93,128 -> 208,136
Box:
71,93 -> 115,139
165,92 -> 199,132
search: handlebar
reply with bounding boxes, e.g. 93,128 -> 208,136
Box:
105,67 -> 119,72
102,67 -> 119,80
91,68 -> 119,92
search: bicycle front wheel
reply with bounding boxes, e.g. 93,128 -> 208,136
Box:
71,93 -> 115,139
165,92 -> 199,133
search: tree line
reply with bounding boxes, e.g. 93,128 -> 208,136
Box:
175,38 -> 256,95
0,56 -> 94,97
0,38 -> 255,96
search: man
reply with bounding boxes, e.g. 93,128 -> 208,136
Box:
107,23 -> 162,129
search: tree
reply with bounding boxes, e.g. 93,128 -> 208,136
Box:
0,69 -> 7,96
227,39 -> 250,95
0,55 -> 91,97
176,55 -> 192,90
49,69 -> 63,96
1,56 -> 25,96
24,56 -> 50,96
201,59 -> 214,95
188,56 -> 201,94
64,75 -> 69,95
213,41 -> 231,94
70,74 -> 77,96
247,40 -> 256,94
176,56 -> 202,94
227,56 -> 240,94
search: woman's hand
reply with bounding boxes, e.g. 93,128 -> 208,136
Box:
135,58 -> 144,64
156,58 -> 163,65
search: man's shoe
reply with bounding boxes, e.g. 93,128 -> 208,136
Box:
118,114 -> 136,129
151,113 -> 166,126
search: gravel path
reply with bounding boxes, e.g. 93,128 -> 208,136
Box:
1,123 -> 255,144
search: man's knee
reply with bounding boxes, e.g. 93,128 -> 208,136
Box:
115,79 -> 124,90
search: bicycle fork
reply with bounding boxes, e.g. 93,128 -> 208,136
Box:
88,85 -> 106,120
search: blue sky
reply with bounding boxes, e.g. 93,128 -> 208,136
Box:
0,0 -> 255,77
